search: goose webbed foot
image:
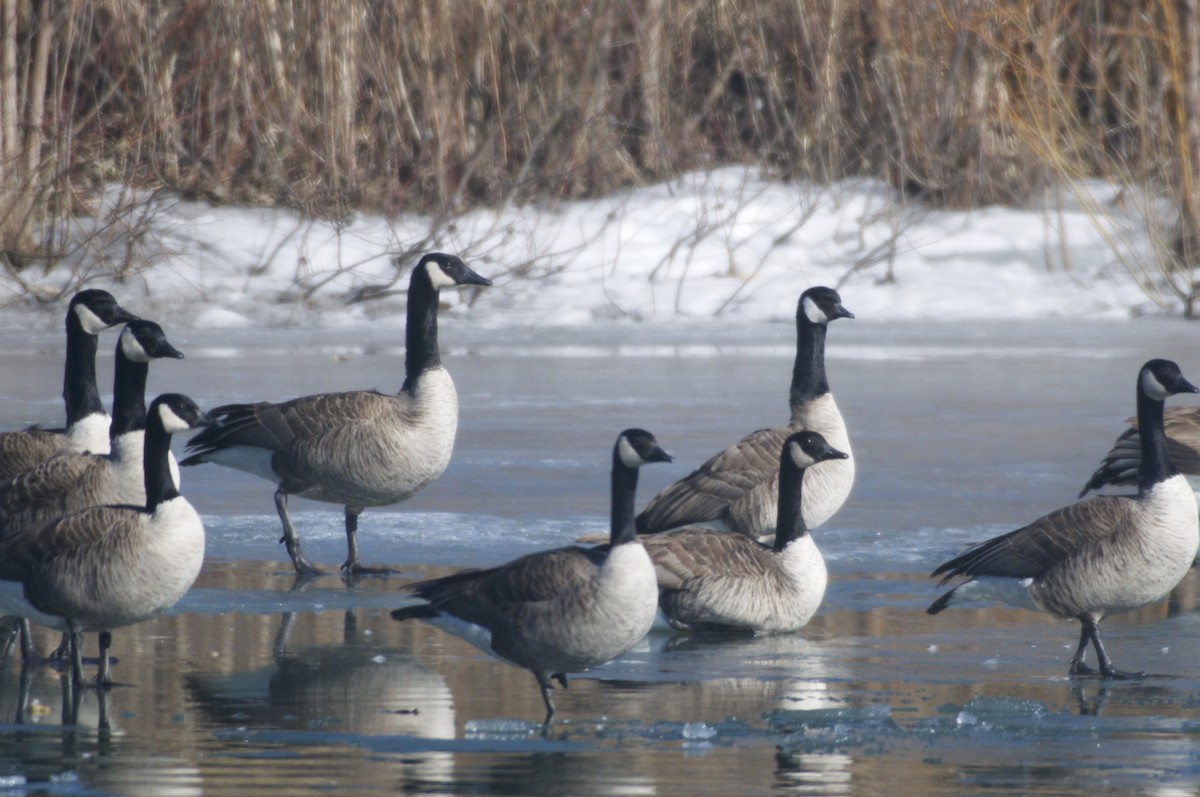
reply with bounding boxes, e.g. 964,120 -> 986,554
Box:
339,508 -> 395,579
1068,658 -> 1096,677
340,561 -> 398,582
1071,617 -> 1143,681
49,631 -> 72,660
1100,665 -> 1146,681
288,550 -> 325,579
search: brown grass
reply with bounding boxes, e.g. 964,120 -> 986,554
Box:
2,0 -> 1199,306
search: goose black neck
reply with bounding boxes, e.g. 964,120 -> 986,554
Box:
1136,385 -> 1176,494
62,312 -> 104,425
108,349 -> 149,439
402,269 -> 442,393
773,457 -> 808,552
790,318 -> 830,407
609,455 -> 641,547
142,412 -> 180,512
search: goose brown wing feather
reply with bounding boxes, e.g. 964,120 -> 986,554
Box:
932,496 -> 1129,584
1160,407 -> 1200,473
407,546 -> 604,628
184,391 -> 397,459
0,505 -> 137,581
0,453 -> 100,536
0,431 -> 74,482
1081,406 -> 1200,495
642,529 -> 770,588
636,426 -> 789,532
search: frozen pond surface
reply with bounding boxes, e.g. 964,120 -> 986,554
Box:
4,317 -> 1200,795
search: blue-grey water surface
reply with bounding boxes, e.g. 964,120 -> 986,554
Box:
3,316 -> 1200,796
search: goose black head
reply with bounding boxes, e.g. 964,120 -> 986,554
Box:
615,428 -> 673,468
118,320 -> 186,363
70,289 -> 139,334
150,393 -> 212,435
797,286 -> 854,327
1140,359 -> 1199,402
784,430 -> 850,470
416,252 -> 493,291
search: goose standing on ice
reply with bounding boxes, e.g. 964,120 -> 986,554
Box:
641,430 -> 848,632
635,286 -> 854,542
0,394 -> 211,686
0,320 -> 185,535
182,253 -> 491,576
928,359 -> 1200,679
0,290 -> 139,480
0,320 -> 184,662
391,429 -> 672,727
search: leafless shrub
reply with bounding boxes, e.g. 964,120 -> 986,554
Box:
1,0 -> 1199,311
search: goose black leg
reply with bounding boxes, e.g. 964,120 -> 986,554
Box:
1069,617 -> 1144,680
0,620 -> 15,662
535,671 -> 558,731
275,489 -> 323,577
341,507 -> 394,577
49,631 -> 72,660
1086,619 -> 1145,680
1067,622 -> 1095,676
67,622 -> 85,687
95,631 -> 114,688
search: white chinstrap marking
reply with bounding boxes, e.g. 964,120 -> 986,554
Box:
74,303 -> 108,335
119,327 -> 152,363
801,296 -> 829,325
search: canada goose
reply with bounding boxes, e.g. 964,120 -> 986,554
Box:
0,320 -> 185,535
641,431 -> 848,632
181,253 -> 491,576
0,290 -> 139,480
927,359 -> 1200,679
0,393 -> 211,686
635,286 -> 854,542
391,429 -> 672,727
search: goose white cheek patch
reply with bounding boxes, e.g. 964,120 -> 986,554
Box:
617,436 -> 644,467
75,304 -> 108,335
426,261 -> 459,289
1141,369 -> 1171,402
158,404 -> 195,434
788,441 -> 817,469
802,297 -> 829,325
119,329 -> 152,363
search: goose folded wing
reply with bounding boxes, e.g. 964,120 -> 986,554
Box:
185,391 -> 388,457
0,507 -> 126,581
0,453 -> 95,534
1161,407 -> 1200,474
409,547 -> 605,626
932,496 -> 1127,585
637,427 -> 787,531
644,530 -> 769,589
1084,407 -> 1200,495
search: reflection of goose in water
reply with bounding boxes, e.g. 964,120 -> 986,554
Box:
0,663 -> 201,797
0,659 -> 111,728
775,751 -> 854,796
595,628 -> 847,720
184,609 -> 455,739
456,749 -> 657,796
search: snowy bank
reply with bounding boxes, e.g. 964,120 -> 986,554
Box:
0,167 -> 1175,331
